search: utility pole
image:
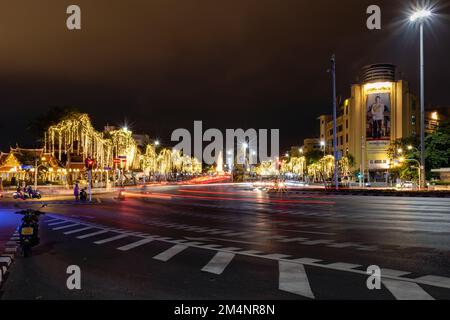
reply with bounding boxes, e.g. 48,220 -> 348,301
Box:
331,54 -> 338,190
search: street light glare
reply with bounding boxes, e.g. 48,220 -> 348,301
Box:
410,9 -> 432,22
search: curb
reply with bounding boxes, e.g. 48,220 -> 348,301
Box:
0,229 -> 19,289
289,190 -> 450,198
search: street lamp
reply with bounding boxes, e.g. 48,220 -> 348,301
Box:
410,7 -> 432,189
320,140 -> 326,157
154,140 -> 160,146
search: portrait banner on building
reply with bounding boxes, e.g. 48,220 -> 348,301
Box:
366,92 -> 391,140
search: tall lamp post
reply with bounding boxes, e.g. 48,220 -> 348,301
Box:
331,54 -> 338,190
410,8 -> 432,189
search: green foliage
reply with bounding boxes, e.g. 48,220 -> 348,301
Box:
425,120 -> 450,172
304,149 -> 323,165
27,106 -> 80,142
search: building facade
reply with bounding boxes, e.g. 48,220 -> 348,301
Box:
318,64 -> 420,181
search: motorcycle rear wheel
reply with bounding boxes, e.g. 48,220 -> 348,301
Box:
22,245 -> 32,257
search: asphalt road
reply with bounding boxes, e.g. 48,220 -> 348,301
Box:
1,183 -> 450,300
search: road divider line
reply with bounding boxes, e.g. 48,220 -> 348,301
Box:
153,244 -> 188,262
201,252 -> 235,275
382,279 -> 434,300
279,261 -> 314,299
77,230 -> 109,239
94,234 -> 130,244
117,238 -> 154,251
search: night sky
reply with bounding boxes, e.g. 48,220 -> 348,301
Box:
1,0 -> 449,152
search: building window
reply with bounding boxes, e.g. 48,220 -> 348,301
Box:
346,120 -> 348,129
346,134 -> 348,143
340,136 -> 343,146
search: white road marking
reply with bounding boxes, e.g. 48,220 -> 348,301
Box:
383,279 -> 434,300
77,230 -> 109,239
4,247 -> 17,253
48,221 -> 71,226
201,252 -> 235,275
220,247 -> 241,251
325,262 -> 361,270
263,254 -> 291,259
290,258 -> 322,264
239,250 -> 263,255
380,269 -> 411,277
64,226 -> 93,235
94,234 -> 129,244
279,261 -> 314,299
414,275 -> 450,289
153,244 -> 188,261
0,257 -> 12,266
117,238 -> 153,251
6,241 -> 17,246
53,223 -> 80,230
279,237 -> 308,243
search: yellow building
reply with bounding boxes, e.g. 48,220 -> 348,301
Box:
318,64 -> 419,181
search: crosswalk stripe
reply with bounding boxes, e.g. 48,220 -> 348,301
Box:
201,252 -> 235,275
279,261 -> 314,299
325,262 -> 361,270
53,223 -> 80,230
94,234 -> 129,244
414,275 -> 450,289
380,268 -> 411,277
0,257 -> 12,266
382,279 -> 434,300
64,226 -> 93,235
48,221 -> 71,226
263,254 -> 291,259
153,244 -> 188,261
77,230 -> 109,239
117,238 -> 153,251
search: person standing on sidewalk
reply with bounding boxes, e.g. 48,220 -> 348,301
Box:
74,182 -> 79,201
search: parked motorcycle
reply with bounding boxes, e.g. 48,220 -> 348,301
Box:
15,205 -> 46,257
13,190 -> 42,200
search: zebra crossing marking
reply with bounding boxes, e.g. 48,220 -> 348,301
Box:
382,279 -> 434,300
52,223 -> 80,230
64,226 -> 93,235
77,230 -> 109,239
279,261 -> 314,299
201,252 -> 235,275
414,275 -> 450,289
45,213 -> 450,298
153,244 -> 188,262
94,234 -> 130,244
117,238 -> 154,251
48,221 -> 71,226
325,262 -> 361,270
